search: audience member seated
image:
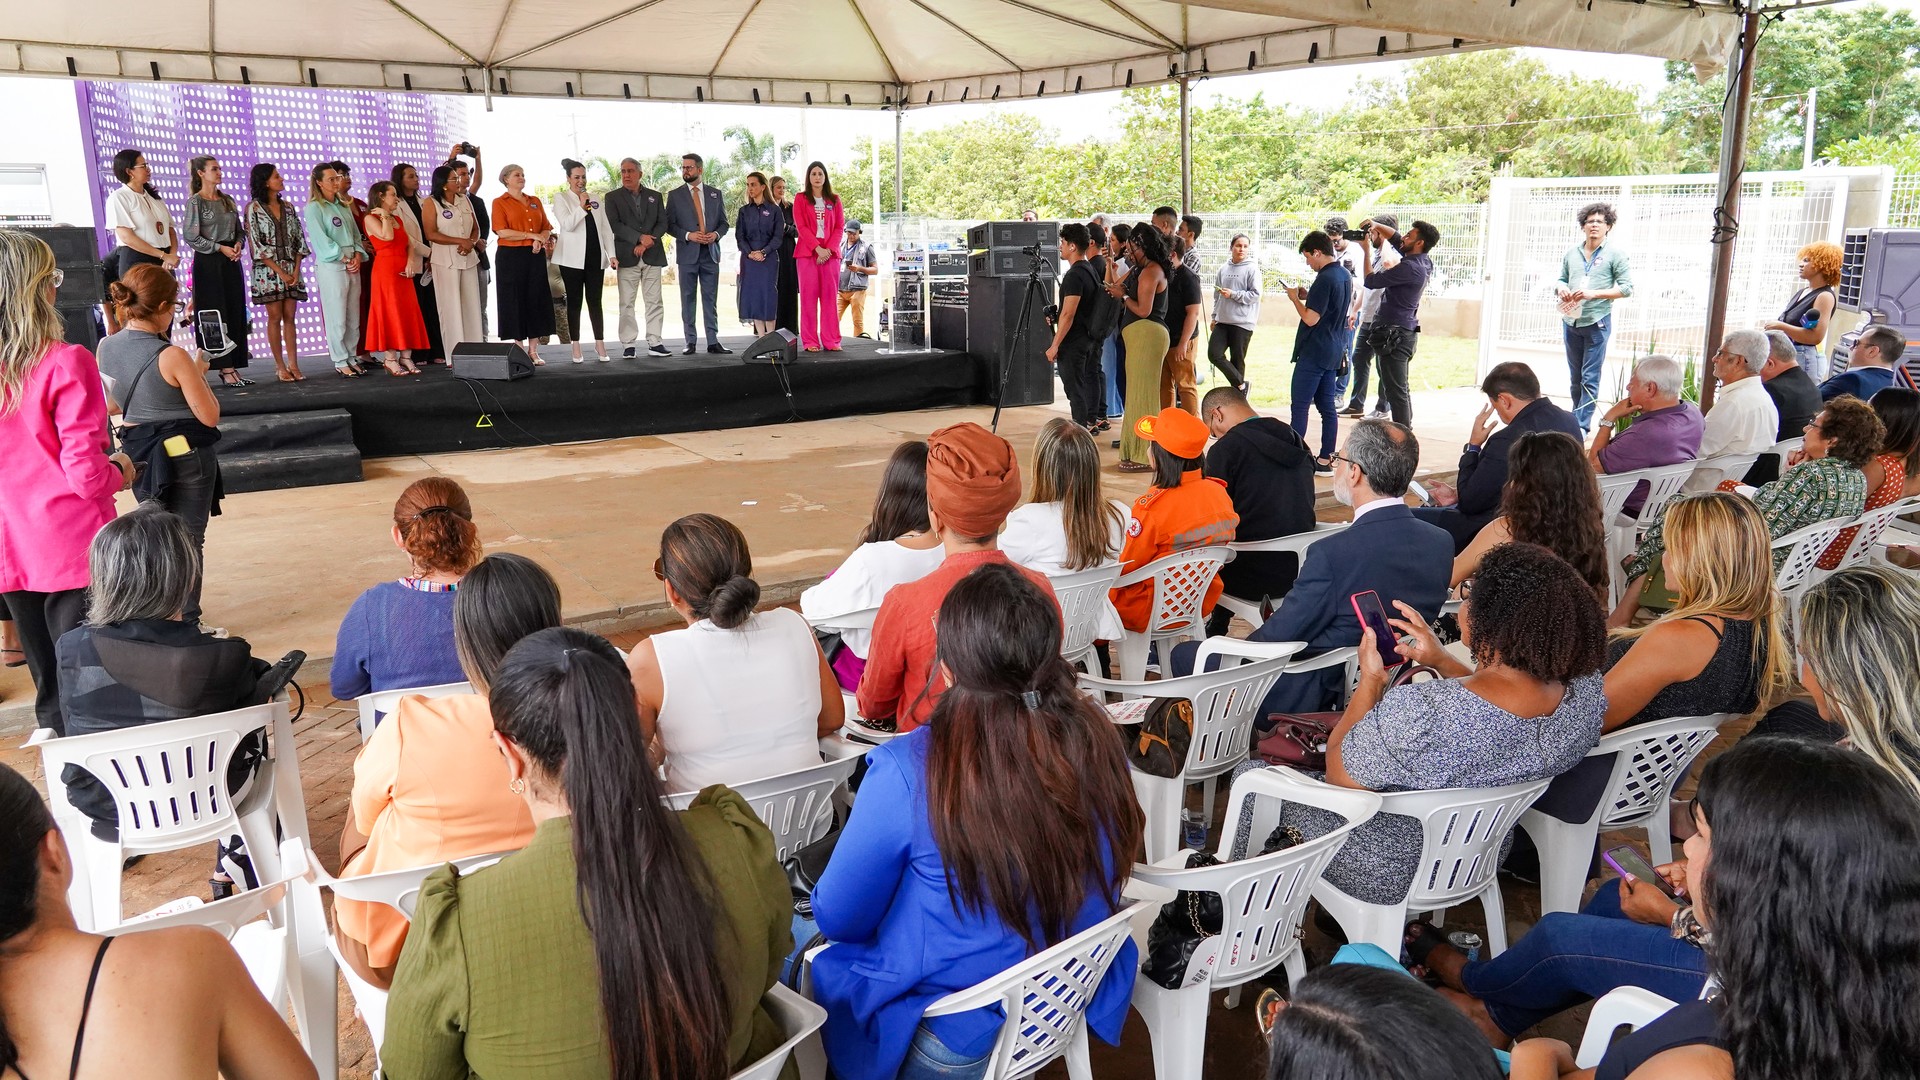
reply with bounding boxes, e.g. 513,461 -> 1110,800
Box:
1533,493 -> 1786,823
1815,385 -> 1920,568
1586,354 -> 1701,516
1618,396 -> 1882,618
1819,324 -> 1905,402
332,552 -> 553,990
1746,329 -> 1823,485
1172,419 -> 1450,715
1780,566 -> 1920,788
1684,329 -> 1778,490
811,564 -> 1142,1080
799,440 -> 943,691
1265,963 -> 1504,1080
1415,362 -> 1582,552
57,509 -> 273,893
1453,431 -> 1609,599
331,476 -> 482,701
1279,542 -> 1606,908
998,418 -> 1127,642
1110,407 -> 1240,635
382,628 -> 793,1077
1200,384 -> 1318,633
858,423 -> 1052,732
628,513 -> 840,790
1503,738 -> 1920,1079
0,764 -> 318,1080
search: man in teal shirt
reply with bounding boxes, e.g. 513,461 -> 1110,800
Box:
303,163 -> 369,374
1557,202 -> 1633,432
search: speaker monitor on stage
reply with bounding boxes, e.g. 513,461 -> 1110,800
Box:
743,329 -> 798,365
450,341 -> 535,381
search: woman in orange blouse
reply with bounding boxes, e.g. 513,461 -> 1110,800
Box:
332,552 -> 560,988
491,164 -> 556,362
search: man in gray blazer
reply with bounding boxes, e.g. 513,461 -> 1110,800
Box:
664,152 -> 731,354
603,157 -> 670,357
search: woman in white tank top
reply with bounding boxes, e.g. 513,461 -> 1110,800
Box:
627,514 -> 844,792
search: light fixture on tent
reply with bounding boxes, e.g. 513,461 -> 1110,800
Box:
1037,80 -> 1045,94
1201,58 -> 1209,73
241,66 -> 251,84
498,76 -> 509,94
566,81 -> 574,97
924,90 -> 932,104
751,87 -> 759,103
1308,42 -> 1320,63
1453,38 -> 1464,47
1247,51 -> 1256,70
843,93 -> 851,105
992,84 -> 1000,99
624,83 -> 632,99
65,56 -> 76,77
1074,76 -> 1082,93
695,86 -> 704,101
462,74 -> 473,93
959,86 -> 969,101
1377,36 -> 1388,56
1125,69 -> 1133,87
804,91 -> 813,104
150,61 -> 161,80
1167,63 -> 1177,77
308,67 -> 318,87
403,73 -> 412,90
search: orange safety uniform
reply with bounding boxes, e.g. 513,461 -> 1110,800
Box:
1111,471 -> 1240,633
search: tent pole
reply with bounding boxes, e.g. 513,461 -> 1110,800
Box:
893,103 -> 904,215
1178,73 -> 1192,215
1700,5 -> 1759,411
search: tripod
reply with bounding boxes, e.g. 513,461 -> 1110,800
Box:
990,250 -> 1053,434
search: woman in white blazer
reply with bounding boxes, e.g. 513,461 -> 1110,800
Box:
549,157 -> 618,362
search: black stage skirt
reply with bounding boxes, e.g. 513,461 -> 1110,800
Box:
494,245 -> 555,341
191,249 -> 251,369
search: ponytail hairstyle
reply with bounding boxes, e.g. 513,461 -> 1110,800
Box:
1030,418 -> 1123,570
188,155 -> 216,197
857,440 -> 931,545
453,553 -> 562,695
658,513 -> 760,630
488,627 -> 731,1080
924,563 -> 1142,948
106,263 -> 178,324
391,477 -> 482,576
0,763 -> 58,1075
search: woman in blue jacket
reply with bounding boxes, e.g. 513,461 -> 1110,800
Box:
810,562 -> 1144,1080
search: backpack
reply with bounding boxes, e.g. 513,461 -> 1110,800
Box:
1080,259 -> 1123,340
1116,696 -> 1194,778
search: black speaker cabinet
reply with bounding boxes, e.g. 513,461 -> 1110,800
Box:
744,328 -> 798,365
450,341 -> 535,380
930,278 -> 969,352
966,220 -> 1056,252
26,226 -> 104,309
966,276 -> 1056,408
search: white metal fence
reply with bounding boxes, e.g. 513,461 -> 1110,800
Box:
1891,175 -> 1920,229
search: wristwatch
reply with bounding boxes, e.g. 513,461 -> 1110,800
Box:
1462,442 -> 1481,455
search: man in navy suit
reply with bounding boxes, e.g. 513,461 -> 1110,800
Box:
1414,361 -> 1583,552
665,152 -> 731,355
1171,418 -> 1453,715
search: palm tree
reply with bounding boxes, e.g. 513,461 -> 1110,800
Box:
722,125 -> 801,178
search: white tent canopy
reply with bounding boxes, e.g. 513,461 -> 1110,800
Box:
1,0 -> 1741,106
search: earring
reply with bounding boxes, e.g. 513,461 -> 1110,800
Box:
509,778 -> 526,795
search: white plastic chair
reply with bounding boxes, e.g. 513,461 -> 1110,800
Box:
919,899 -> 1150,1080
665,754 -> 859,863
26,699 -> 308,934
1215,523 -> 1350,627
805,606 -> 878,633
1633,461 -> 1699,528
1127,770 -> 1382,1080
354,680 -> 474,742
1820,495 -> 1920,577
731,982 -> 830,1080
1518,714 -> 1727,915
1078,638 -> 1301,864
1111,546 -> 1232,680
1049,563 -> 1123,675
1773,516 -> 1854,604
1685,451 -> 1761,492
1574,986 -> 1679,1068
1312,778 -> 1551,957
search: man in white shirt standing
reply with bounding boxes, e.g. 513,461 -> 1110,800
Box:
1685,328 -> 1780,490
1326,216 -> 1367,406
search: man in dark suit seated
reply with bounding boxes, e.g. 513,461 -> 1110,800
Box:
1170,418 -> 1453,714
1414,361 -> 1583,552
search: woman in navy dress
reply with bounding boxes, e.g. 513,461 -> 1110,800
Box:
735,171 -> 785,336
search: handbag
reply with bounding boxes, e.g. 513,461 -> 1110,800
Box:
1140,824 -> 1307,990
1118,697 -> 1194,779
1255,664 -> 1442,770
782,830 -> 841,919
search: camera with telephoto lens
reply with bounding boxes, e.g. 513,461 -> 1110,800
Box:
1042,303 -> 1061,325
455,141 -> 479,157
1342,229 -> 1368,242
1020,243 -> 1045,256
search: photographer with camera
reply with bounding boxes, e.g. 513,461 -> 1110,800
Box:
1357,217 -> 1439,427
1341,213 -> 1397,419
1044,224 -> 1108,431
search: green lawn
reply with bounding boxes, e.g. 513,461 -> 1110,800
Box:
1219,332 -> 1480,411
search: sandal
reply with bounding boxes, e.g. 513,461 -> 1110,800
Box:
383,359 -> 408,377
1403,919 -> 1450,973
1116,460 -> 1152,473
2,648 -> 23,668
336,365 -> 362,378
275,366 -> 295,383
1254,986 -> 1286,1037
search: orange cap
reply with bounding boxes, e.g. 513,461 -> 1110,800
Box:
1135,407 -> 1209,459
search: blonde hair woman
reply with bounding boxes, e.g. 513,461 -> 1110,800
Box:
0,230 -> 134,733
1796,566 -> 1920,796
1000,418 -> 1129,643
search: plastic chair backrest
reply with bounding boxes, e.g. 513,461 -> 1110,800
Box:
1134,546 -> 1231,637
805,606 -> 879,633
1590,714 -> 1727,829
922,900 -> 1147,1078
1575,986 -> 1679,1068
320,849 -> 510,920
1049,563 -> 1122,663
1596,471 -> 1642,522
729,983 -> 830,1080
355,680 -> 474,742
1826,495 -> 1920,570
664,755 -> 859,863
1382,779 -> 1550,909
34,702 -> 279,853
1636,461 -> 1700,526
1226,521 -> 1350,557
1086,644 -> 1295,781
1773,518 -> 1852,594
1688,452 -> 1760,491
115,878 -> 291,937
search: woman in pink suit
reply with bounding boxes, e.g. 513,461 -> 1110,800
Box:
792,161 -> 845,352
0,230 -> 133,733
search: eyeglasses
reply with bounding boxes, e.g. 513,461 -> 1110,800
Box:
1330,453 -> 1353,467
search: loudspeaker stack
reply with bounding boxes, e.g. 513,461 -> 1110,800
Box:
965,220 -> 1058,408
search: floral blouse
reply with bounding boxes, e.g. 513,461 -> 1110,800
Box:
1624,456 -> 1868,581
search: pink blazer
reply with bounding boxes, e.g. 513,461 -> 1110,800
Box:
793,195 -> 845,265
0,343 -> 120,593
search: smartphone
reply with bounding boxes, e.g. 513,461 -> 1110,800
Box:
1349,590 -> 1401,668
1407,479 -> 1430,505
1602,845 -> 1680,902
195,309 -> 234,357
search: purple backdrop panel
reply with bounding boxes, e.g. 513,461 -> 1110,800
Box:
79,81 -> 464,361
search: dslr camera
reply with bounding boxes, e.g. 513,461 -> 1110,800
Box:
1042,303 -> 1061,326
454,141 -> 480,158
1341,229 -> 1369,242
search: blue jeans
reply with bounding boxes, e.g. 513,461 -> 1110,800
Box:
1289,364 -> 1341,459
1334,322 -> 1359,397
1101,332 -> 1123,418
679,256 -> 721,346
1563,316 -> 1611,431
1459,880 -> 1708,1036
898,1025 -> 992,1080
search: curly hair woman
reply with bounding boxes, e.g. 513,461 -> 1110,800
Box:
1764,240 -> 1842,378
1453,431 -> 1608,599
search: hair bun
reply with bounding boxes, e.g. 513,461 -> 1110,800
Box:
706,574 -> 761,630
561,157 -> 584,173
107,281 -> 133,305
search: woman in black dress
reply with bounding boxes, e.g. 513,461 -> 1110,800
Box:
181,156 -> 253,386
772,174 -> 800,335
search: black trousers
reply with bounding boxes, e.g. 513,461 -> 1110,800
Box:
1208,323 -> 1252,388
1345,320 -> 1387,411
3,587 -> 88,734
1369,323 -> 1419,426
560,265 -> 606,343
1057,336 -> 1103,426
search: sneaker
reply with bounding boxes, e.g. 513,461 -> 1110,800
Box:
622,346 -> 636,359
1313,457 -> 1334,474
1366,408 -> 1390,420
1339,402 -> 1364,417
648,344 -> 672,357
198,623 -> 229,639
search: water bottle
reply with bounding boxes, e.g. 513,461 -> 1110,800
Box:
1182,809 -> 1208,850
1447,930 -> 1483,964
879,302 -> 891,340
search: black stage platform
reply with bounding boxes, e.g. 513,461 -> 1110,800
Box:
216,336 -> 982,458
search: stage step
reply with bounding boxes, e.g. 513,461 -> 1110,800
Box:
218,409 -> 362,493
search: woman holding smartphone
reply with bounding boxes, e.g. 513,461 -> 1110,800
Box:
1209,233 -> 1259,392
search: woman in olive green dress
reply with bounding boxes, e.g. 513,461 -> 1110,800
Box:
381,626 -> 795,1079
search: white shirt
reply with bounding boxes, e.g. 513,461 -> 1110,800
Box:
547,191 -> 616,270
1358,241 -> 1399,321
651,607 -> 824,793
1686,374 -> 1779,491
106,184 -> 175,249
798,538 -> 946,657
999,500 -> 1129,641
1349,495 -> 1403,523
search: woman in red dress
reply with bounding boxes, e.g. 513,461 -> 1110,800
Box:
362,180 -> 430,376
